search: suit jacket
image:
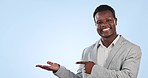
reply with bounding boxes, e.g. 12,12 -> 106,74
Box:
54,35 -> 142,78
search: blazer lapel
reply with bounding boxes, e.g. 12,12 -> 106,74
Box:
104,36 -> 125,68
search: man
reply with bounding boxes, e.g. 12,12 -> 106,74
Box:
36,4 -> 142,78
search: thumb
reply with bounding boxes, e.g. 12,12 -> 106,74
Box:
47,61 -> 54,65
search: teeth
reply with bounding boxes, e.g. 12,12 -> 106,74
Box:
103,28 -> 110,31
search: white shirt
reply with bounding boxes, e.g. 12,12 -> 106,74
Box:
97,35 -> 120,66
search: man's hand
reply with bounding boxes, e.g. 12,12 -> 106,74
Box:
76,61 -> 95,74
36,61 -> 60,72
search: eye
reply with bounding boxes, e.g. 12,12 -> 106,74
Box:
96,21 -> 103,25
106,19 -> 113,22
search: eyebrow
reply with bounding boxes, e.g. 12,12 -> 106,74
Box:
97,17 -> 114,20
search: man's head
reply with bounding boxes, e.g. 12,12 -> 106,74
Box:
93,5 -> 117,22
93,5 -> 117,38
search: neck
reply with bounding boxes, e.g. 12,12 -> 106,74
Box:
101,34 -> 118,48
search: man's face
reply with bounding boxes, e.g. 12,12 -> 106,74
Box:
95,10 -> 117,38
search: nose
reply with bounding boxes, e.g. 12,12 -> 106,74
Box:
100,22 -> 108,27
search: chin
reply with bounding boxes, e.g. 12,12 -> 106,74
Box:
101,34 -> 112,38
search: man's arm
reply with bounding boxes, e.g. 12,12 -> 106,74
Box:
54,65 -> 82,78
36,61 -> 82,78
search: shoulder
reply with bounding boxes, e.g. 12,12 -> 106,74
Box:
120,36 -> 142,55
82,41 -> 98,54
84,41 -> 98,51
120,36 -> 140,48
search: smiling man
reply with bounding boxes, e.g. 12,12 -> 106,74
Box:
36,4 -> 142,78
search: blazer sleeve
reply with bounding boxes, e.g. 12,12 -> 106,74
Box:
88,45 -> 142,78
54,65 -> 82,78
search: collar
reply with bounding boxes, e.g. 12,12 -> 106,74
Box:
99,35 -> 120,48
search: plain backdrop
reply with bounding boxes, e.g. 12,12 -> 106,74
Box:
0,0 -> 147,78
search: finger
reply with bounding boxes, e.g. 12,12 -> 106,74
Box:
36,65 -> 43,67
36,65 -> 47,69
47,61 -> 54,65
36,65 -> 50,69
76,61 -> 87,64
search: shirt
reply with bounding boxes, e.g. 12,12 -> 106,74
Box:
97,35 -> 120,66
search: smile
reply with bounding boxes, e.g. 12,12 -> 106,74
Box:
102,28 -> 110,32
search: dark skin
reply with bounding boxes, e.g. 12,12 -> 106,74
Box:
95,10 -> 117,48
36,61 -> 60,72
76,61 -> 95,74
36,10 -> 118,74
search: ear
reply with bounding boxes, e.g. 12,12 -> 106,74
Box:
115,18 -> 117,25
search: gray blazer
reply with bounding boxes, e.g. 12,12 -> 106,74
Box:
54,36 -> 142,78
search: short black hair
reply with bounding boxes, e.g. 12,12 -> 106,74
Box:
93,5 -> 116,21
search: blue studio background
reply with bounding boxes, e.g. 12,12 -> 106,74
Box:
0,0 -> 147,78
